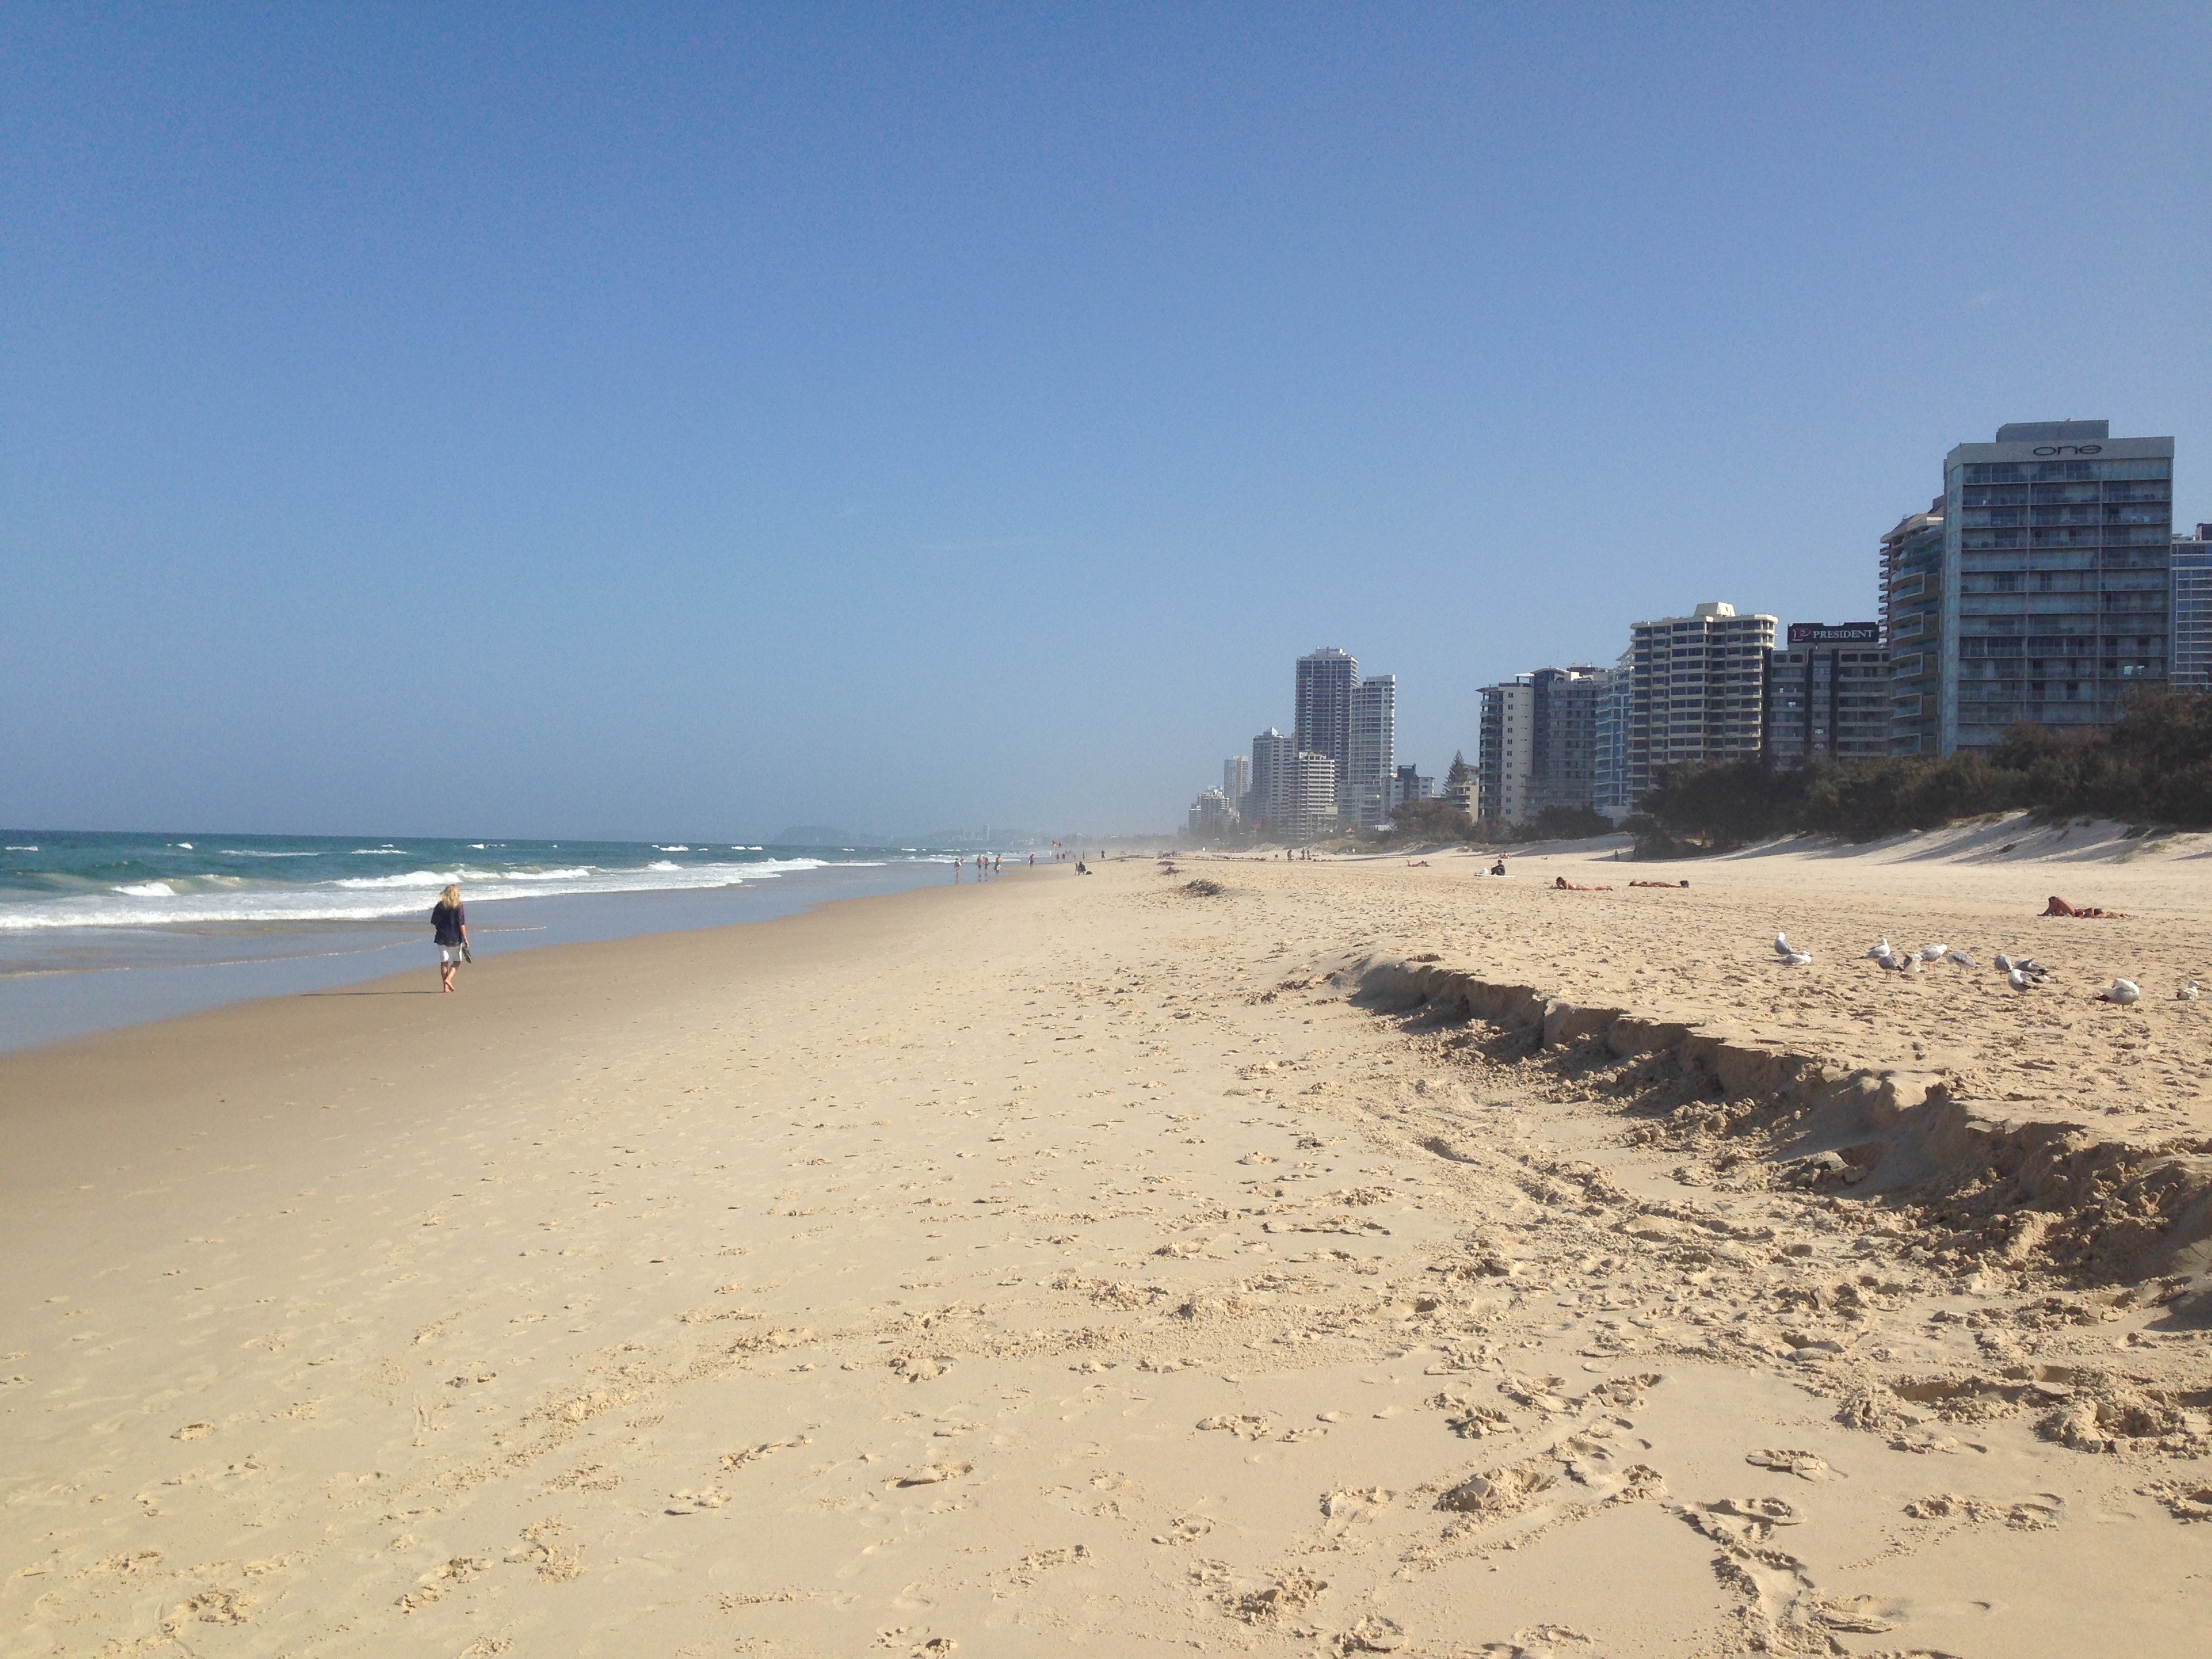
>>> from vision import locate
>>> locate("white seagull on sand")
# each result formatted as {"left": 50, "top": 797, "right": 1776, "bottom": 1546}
{"left": 2008, "top": 966, "right": 2033, "bottom": 992}
{"left": 1865, "top": 937, "right": 1893, "bottom": 960}
{"left": 2100, "top": 979, "right": 2142, "bottom": 1005}
{"left": 1917, "top": 943, "right": 1949, "bottom": 962}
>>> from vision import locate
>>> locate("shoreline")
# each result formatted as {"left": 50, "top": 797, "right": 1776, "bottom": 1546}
{"left": 0, "top": 857, "right": 956, "bottom": 1057}
{"left": 5, "top": 850, "right": 2207, "bottom": 1654}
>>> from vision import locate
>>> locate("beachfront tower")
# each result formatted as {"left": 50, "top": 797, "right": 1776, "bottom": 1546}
{"left": 1591, "top": 657, "right": 1633, "bottom": 822}
{"left": 1765, "top": 624, "right": 1891, "bottom": 766}
{"left": 1881, "top": 497, "right": 1947, "bottom": 754}
{"left": 1481, "top": 667, "right": 1601, "bottom": 831}
{"left": 1284, "top": 751, "right": 1339, "bottom": 844}
{"left": 2170, "top": 525, "right": 2212, "bottom": 692}
{"left": 1249, "top": 729, "right": 1294, "bottom": 835}
{"left": 1223, "top": 754, "right": 1252, "bottom": 821}
{"left": 1935, "top": 421, "right": 2175, "bottom": 754}
{"left": 1624, "top": 602, "right": 1778, "bottom": 801}
{"left": 1477, "top": 676, "right": 1534, "bottom": 830}
{"left": 1345, "top": 675, "right": 1397, "bottom": 830}
{"left": 1294, "top": 648, "right": 1357, "bottom": 783}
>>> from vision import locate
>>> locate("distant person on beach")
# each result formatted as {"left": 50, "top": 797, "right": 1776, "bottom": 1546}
{"left": 430, "top": 884, "right": 468, "bottom": 993}
{"left": 2043, "top": 895, "right": 2124, "bottom": 918}
{"left": 1490, "top": 858, "right": 1507, "bottom": 876}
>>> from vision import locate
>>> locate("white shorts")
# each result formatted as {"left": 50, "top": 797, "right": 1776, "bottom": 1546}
{"left": 440, "top": 943, "right": 466, "bottom": 964}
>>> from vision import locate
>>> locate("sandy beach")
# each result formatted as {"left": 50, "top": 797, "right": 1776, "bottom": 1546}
{"left": 5, "top": 829, "right": 2211, "bottom": 1656}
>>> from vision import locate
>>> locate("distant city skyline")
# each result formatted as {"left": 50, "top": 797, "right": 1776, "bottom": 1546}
{"left": 3, "top": 9, "right": 2207, "bottom": 838}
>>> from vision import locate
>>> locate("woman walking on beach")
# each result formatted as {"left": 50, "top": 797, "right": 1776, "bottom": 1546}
{"left": 431, "top": 884, "right": 468, "bottom": 993}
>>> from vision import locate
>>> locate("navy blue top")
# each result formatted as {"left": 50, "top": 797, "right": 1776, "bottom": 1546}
{"left": 432, "top": 901, "right": 466, "bottom": 945}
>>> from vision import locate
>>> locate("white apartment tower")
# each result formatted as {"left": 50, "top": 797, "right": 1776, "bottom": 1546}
{"left": 1284, "top": 752, "right": 1339, "bottom": 844}
{"left": 1477, "top": 677, "right": 1535, "bottom": 828}
{"left": 1345, "top": 675, "right": 1397, "bottom": 830}
{"left": 1624, "top": 601, "right": 1778, "bottom": 798}
{"left": 1248, "top": 729, "right": 1294, "bottom": 834}
{"left": 1223, "top": 754, "right": 1252, "bottom": 820}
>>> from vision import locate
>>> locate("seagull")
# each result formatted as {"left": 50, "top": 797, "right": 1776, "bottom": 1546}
{"left": 1773, "top": 931, "right": 1795, "bottom": 960}
{"left": 2100, "top": 979, "right": 2142, "bottom": 1004}
{"left": 1865, "top": 938, "right": 1893, "bottom": 960}
{"left": 2177, "top": 981, "right": 2201, "bottom": 1001}
{"left": 2008, "top": 966, "right": 2033, "bottom": 992}
{"left": 1946, "top": 950, "right": 1980, "bottom": 968}
{"left": 1993, "top": 952, "right": 2013, "bottom": 972}
{"left": 2015, "top": 957, "right": 2047, "bottom": 977}
{"left": 1780, "top": 949, "right": 1812, "bottom": 967}
{"left": 1917, "top": 943, "right": 1949, "bottom": 962}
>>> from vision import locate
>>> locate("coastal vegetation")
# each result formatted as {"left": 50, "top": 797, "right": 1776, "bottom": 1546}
{"left": 1634, "top": 687, "right": 2212, "bottom": 851}
{"left": 1368, "top": 689, "right": 2212, "bottom": 855}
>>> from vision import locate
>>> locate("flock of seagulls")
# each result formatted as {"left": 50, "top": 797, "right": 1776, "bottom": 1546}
{"left": 1766, "top": 931, "right": 2177, "bottom": 1004}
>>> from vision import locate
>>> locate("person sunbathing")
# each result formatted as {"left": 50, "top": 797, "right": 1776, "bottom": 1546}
{"left": 2043, "top": 895, "right": 2125, "bottom": 918}
{"left": 1553, "top": 876, "right": 1613, "bottom": 891}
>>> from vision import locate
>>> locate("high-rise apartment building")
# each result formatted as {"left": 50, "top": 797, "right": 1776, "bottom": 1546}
{"left": 1528, "top": 667, "right": 1600, "bottom": 817}
{"left": 1936, "top": 420, "right": 2175, "bottom": 752}
{"left": 1881, "top": 497, "right": 1947, "bottom": 754}
{"left": 1390, "top": 764, "right": 1433, "bottom": 811}
{"left": 1482, "top": 667, "right": 1602, "bottom": 828}
{"left": 1284, "top": 752, "right": 1338, "bottom": 844}
{"left": 1249, "top": 729, "right": 1294, "bottom": 833}
{"left": 1345, "top": 675, "right": 1397, "bottom": 830}
{"left": 1294, "top": 648, "right": 1357, "bottom": 781}
{"left": 1591, "top": 659, "right": 1633, "bottom": 821}
{"left": 2173, "top": 525, "right": 2212, "bottom": 692}
{"left": 1765, "top": 624, "right": 1891, "bottom": 765}
{"left": 1186, "top": 788, "right": 1231, "bottom": 839}
{"left": 1223, "top": 755, "right": 1252, "bottom": 820}
{"left": 1477, "top": 677, "right": 1534, "bottom": 828}
{"left": 1624, "top": 602, "right": 1777, "bottom": 798}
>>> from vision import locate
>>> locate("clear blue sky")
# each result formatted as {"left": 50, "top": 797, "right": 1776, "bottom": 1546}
{"left": 4, "top": 4, "right": 2207, "bottom": 839}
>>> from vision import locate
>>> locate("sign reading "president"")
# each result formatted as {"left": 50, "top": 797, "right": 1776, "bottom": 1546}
{"left": 1786, "top": 623, "right": 1881, "bottom": 645}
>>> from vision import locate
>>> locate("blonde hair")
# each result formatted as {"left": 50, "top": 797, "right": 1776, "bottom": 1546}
{"left": 439, "top": 884, "right": 462, "bottom": 907}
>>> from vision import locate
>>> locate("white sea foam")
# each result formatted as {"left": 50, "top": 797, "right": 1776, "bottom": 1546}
{"left": 222, "top": 849, "right": 317, "bottom": 858}
{"left": 653, "top": 844, "right": 693, "bottom": 852}
{"left": 0, "top": 857, "right": 861, "bottom": 930}
{"left": 4, "top": 846, "right": 36, "bottom": 852}
{"left": 351, "top": 847, "right": 409, "bottom": 855}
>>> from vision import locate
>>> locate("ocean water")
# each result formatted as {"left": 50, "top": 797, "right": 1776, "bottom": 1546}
{"left": 0, "top": 831, "right": 962, "bottom": 1053}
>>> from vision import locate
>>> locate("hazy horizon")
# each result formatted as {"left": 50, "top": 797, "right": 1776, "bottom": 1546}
{"left": 5, "top": 6, "right": 2207, "bottom": 841}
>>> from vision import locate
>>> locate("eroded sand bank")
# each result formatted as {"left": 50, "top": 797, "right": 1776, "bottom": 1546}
{"left": 3, "top": 843, "right": 2209, "bottom": 1656}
